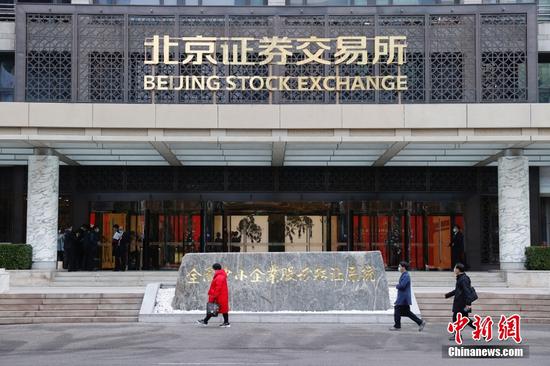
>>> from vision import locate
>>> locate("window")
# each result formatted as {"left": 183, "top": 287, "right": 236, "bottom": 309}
{"left": 540, "top": 53, "right": 550, "bottom": 103}
{"left": 0, "top": 53, "right": 14, "bottom": 102}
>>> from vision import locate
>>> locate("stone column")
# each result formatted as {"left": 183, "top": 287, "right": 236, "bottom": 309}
{"left": 26, "top": 151, "right": 59, "bottom": 269}
{"left": 498, "top": 152, "right": 530, "bottom": 270}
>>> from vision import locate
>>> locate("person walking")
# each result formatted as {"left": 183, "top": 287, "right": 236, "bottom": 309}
{"left": 389, "top": 261, "right": 426, "bottom": 331}
{"left": 197, "top": 263, "right": 230, "bottom": 327}
{"left": 450, "top": 225, "right": 465, "bottom": 268}
{"left": 445, "top": 263, "right": 476, "bottom": 340}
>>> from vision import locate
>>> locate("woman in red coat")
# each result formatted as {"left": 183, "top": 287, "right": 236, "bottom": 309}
{"left": 197, "top": 263, "right": 230, "bottom": 327}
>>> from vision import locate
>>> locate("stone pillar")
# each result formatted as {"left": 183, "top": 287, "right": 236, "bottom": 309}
{"left": 498, "top": 152, "right": 530, "bottom": 270}
{"left": 26, "top": 151, "right": 59, "bottom": 270}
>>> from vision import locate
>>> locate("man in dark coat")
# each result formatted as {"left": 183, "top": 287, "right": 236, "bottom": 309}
{"left": 197, "top": 263, "right": 230, "bottom": 327}
{"left": 82, "top": 225, "right": 96, "bottom": 271}
{"left": 450, "top": 225, "right": 465, "bottom": 268}
{"left": 63, "top": 226, "right": 77, "bottom": 271}
{"left": 389, "top": 261, "right": 426, "bottom": 331}
{"left": 445, "top": 263, "right": 476, "bottom": 340}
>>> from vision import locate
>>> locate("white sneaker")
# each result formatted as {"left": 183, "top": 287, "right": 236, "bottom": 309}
{"left": 219, "top": 323, "right": 231, "bottom": 328}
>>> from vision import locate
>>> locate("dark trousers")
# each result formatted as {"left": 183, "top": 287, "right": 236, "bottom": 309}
{"left": 114, "top": 244, "right": 127, "bottom": 271}
{"left": 203, "top": 312, "right": 229, "bottom": 324}
{"left": 83, "top": 246, "right": 96, "bottom": 271}
{"left": 66, "top": 247, "right": 80, "bottom": 271}
{"left": 452, "top": 311, "right": 475, "bottom": 329}
{"left": 394, "top": 305, "right": 423, "bottom": 328}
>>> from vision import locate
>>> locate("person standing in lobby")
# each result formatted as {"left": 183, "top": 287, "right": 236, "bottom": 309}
{"left": 450, "top": 225, "right": 465, "bottom": 269}
{"left": 390, "top": 261, "right": 426, "bottom": 332}
{"left": 112, "top": 224, "right": 123, "bottom": 271}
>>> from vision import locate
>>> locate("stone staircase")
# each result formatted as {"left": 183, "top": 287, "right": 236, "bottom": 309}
{"left": 0, "top": 293, "right": 143, "bottom": 324}
{"left": 415, "top": 291, "right": 550, "bottom": 324}
{"left": 386, "top": 271, "right": 508, "bottom": 288}
{"left": 49, "top": 271, "right": 178, "bottom": 287}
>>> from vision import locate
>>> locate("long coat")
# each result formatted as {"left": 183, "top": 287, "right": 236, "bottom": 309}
{"left": 208, "top": 269, "right": 229, "bottom": 314}
{"left": 445, "top": 273, "right": 473, "bottom": 312}
{"left": 395, "top": 271, "right": 412, "bottom": 306}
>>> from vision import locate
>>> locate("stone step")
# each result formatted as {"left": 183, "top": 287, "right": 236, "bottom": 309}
{"left": 53, "top": 276, "right": 176, "bottom": 281}
{"left": 0, "top": 310, "right": 139, "bottom": 318}
{"left": 416, "top": 293, "right": 550, "bottom": 300}
{"left": 54, "top": 271, "right": 178, "bottom": 276}
{"left": 0, "top": 297, "right": 143, "bottom": 305}
{"left": 0, "top": 316, "right": 138, "bottom": 325}
{"left": 0, "top": 293, "right": 143, "bottom": 299}
{"left": 47, "top": 282, "right": 172, "bottom": 287}
{"left": 418, "top": 304, "right": 550, "bottom": 311}
{"left": 0, "top": 303, "right": 143, "bottom": 311}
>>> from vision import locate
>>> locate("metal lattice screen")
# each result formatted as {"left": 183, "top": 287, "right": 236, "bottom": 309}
{"left": 24, "top": 10, "right": 531, "bottom": 104}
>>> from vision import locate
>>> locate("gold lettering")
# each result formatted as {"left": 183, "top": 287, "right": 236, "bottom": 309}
{"left": 144, "top": 35, "right": 160, "bottom": 65}
{"left": 258, "top": 37, "right": 293, "bottom": 65}
{"left": 280, "top": 266, "right": 298, "bottom": 282}
{"left": 249, "top": 268, "right": 265, "bottom": 283}
{"left": 297, "top": 267, "right": 313, "bottom": 282}
{"left": 266, "top": 264, "right": 280, "bottom": 284}
{"left": 143, "top": 75, "right": 156, "bottom": 90}
{"left": 330, "top": 267, "right": 345, "bottom": 282}
{"left": 336, "top": 77, "right": 350, "bottom": 91}
{"left": 314, "top": 267, "right": 328, "bottom": 281}
{"left": 322, "top": 76, "right": 335, "bottom": 91}
{"left": 334, "top": 36, "right": 368, "bottom": 65}
{"left": 235, "top": 269, "right": 248, "bottom": 281}
{"left": 362, "top": 265, "right": 376, "bottom": 282}
{"left": 157, "top": 76, "right": 169, "bottom": 90}
{"left": 351, "top": 77, "right": 365, "bottom": 91}
{"left": 162, "top": 35, "right": 178, "bottom": 65}
{"left": 372, "top": 36, "right": 407, "bottom": 65}
{"left": 185, "top": 268, "right": 202, "bottom": 284}
{"left": 381, "top": 76, "right": 395, "bottom": 90}
{"left": 347, "top": 266, "right": 360, "bottom": 282}
{"left": 206, "top": 76, "right": 220, "bottom": 90}
{"left": 296, "top": 36, "right": 331, "bottom": 65}
{"left": 181, "top": 36, "right": 218, "bottom": 65}
{"left": 396, "top": 75, "right": 408, "bottom": 90}
{"left": 226, "top": 76, "right": 237, "bottom": 91}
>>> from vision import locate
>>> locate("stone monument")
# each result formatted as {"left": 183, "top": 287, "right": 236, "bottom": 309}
{"left": 172, "top": 251, "right": 390, "bottom": 312}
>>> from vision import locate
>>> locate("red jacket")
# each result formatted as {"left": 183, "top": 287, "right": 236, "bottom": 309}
{"left": 208, "top": 269, "right": 229, "bottom": 314}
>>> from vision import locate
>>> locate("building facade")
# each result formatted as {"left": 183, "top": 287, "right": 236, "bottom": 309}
{"left": 0, "top": 0, "right": 549, "bottom": 272}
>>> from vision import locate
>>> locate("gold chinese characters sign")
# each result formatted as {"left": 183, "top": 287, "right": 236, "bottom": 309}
{"left": 184, "top": 264, "right": 376, "bottom": 285}
{"left": 143, "top": 35, "right": 408, "bottom": 92}
{"left": 172, "top": 252, "right": 391, "bottom": 312}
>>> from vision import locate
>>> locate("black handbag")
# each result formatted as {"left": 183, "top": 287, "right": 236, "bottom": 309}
{"left": 206, "top": 302, "right": 219, "bottom": 317}
{"left": 468, "top": 286, "right": 478, "bottom": 303}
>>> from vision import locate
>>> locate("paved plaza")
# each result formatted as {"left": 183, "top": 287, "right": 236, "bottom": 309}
{"left": 0, "top": 322, "right": 547, "bottom": 366}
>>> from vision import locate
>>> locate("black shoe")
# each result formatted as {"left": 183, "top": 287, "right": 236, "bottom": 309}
{"left": 419, "top": 320, "right": 426, "bottom": 332}
{"left": 196, "top": 319, "right": 207, "bottom": 326}
{"left": 219, "top": 323, "right": 231, "bottom": 328}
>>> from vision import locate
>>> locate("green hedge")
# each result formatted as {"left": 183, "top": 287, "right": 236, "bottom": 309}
{"left": 525, "top": 246, "right": 550, "bottom": 270}
{"left": 0, "top": 243, "right": 33, "bottom": 270}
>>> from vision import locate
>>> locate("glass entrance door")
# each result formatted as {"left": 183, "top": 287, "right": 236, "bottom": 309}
{"left": 351, "top": 201, "right": 463, "bottom": 270}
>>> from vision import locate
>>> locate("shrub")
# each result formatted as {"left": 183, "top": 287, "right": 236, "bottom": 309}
{"left": 0, "top": 243, "right": 33, "bottom": 270}
{"left": 525, "top": 246, "right": 550, "bottom": 270}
